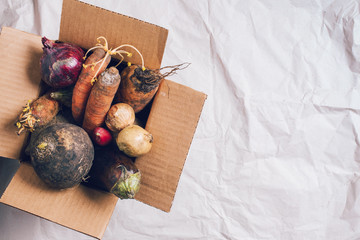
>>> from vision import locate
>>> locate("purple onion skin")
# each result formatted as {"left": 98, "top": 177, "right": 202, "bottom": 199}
{"left": 40, "top": 37, "right": 85, "bottom": 89}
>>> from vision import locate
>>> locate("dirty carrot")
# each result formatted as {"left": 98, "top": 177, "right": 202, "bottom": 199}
{"left": 114, "top": 62, "right": 190, "bottom": 113}
{"left": 71, "top": 48, "right": 111, "bottom": 123}
{"left": 72, "top": 36, "right": 147, "bottom": 122}
{"left": 82, "top": 67, "right": 121, "bottom": 134}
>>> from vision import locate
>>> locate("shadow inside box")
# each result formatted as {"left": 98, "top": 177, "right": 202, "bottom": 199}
{"left": 25, "top": 45, "right": 43, "bottom": 88}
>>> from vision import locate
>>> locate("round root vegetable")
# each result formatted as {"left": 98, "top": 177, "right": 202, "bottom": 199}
{"left": 114, "top": 63, "right": 190, "bottom": 113}
{"left": 29, "top": 123, "right": 94, "bottom": 189}
{"left": 105, "top": 103, "right": 135, "bottom": 132}
{"left": 82, "top": 67, "right": 121, "bottom": 134}
{"left": 16, "top": 93, "right": 60, "bottom": 135}
{"left": 116, "top": 125, "right": 153, "bottom": 157}
{"left": 24, "top": 109, "right": 76, "bottom": 156}
{"left": 40, "top": 37, "right": 84, "bottom": 88}
{"left": 92, "top": 127, "right": 112, "bottom": 146}
{"left": 86, "top": 144, "right": 141, "bottom": 199}
{"left": 71, "top": 48, "right": 111, "bottom": 123}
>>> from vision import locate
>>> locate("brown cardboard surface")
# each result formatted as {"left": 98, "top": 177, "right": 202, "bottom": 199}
{"left": 60, "top": 0, "right": 168, "bottom": 70}
{"left": 1, "top": 163, "right": 118, "bottom": 239}
{"left": 0, "top": 0, "right": 207, "bottom": 237}
{"left": 0, "top": 27, "right": 118, "bottom": 239}
{"left": 135, "top": 80, "right": 207, "bottom": 212}
{"left": 0, "top": 27, "right": 42, "bottom": 159}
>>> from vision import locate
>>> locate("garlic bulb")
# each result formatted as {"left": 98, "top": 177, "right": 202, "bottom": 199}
{"left": 105, "top": 103, "right": 135, "bottom": 132}
{"left": 116, "top": 125, "right": 153, "bottom": 157}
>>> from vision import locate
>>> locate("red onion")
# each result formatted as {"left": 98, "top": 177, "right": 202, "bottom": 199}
{"left": 40, "top": 37, "right": 85, "bottom": 88}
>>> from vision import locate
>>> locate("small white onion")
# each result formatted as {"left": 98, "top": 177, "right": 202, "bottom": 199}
{"left": 105, "top": 103, "right": 135, "bottom": 132}
{"left": 116, "top": 125, "right": 153, "bottom": 157}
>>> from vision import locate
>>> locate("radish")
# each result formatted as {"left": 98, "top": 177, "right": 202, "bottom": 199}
{"left": 92, "top": 127, "right": 112, "bottom": 146}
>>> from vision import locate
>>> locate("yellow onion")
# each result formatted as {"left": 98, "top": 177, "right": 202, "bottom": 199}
{"left": 116, "top": 125, "right": 153, "bottom": 157}
{"left": 105, "top": 103, "right": 135, "bottom": 132}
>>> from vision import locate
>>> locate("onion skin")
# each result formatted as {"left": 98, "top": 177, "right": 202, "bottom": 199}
{"left": 105, "top": 103, "right": 135, "bottom": 132}
{"left": 116, "top": 125, "right": 153, "bottom": 157}
{"left": 40, "top": 37, "right": 85, "bottom": 88}
{"left": 85, "top": 144, "right": 141, "bottom": 199}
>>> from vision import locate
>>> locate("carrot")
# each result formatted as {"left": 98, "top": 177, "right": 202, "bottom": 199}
{"left": 71, "top": 48, "right": 111, "bottom": 123}
{"left": 16, "top": 93, "right": 59, "bottom": 135}
{"left": 82, "top": 67, "right": 121, "bottom": 134}
{"left": 72, "top": 36, "right": 148, "bottom": 122}
{"left": 114, "top": 63, "right": 190, "bottom": 113}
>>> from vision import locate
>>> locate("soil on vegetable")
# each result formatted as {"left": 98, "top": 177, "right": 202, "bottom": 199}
{"left": 131, "top": 67, "right": 162, "bottom": 93}
{"left": 29, "top": 123, "right": 94, "bottom": 189}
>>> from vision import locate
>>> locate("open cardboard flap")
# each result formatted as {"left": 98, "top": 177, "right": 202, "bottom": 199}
{"left": 3, "top": 0, "right": 360, "bottom": 239}
{"left": 0, "top": 0, "right": 206, "bottom": 239}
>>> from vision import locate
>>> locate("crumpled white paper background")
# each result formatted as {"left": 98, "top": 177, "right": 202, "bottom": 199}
{"left": 1, "top": 0, "right": 360, "bottom": 239}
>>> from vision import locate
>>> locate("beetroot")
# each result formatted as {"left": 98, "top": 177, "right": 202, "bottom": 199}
{"left": 29, "top": 123, "right": 94, "bottom": 189}
{"left": 40, "top": 37, "right": 85, "bottom": 88}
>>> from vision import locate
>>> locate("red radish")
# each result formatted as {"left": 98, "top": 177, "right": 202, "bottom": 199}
{"left": 92, "top": 127, "right": 112, "bottom": 146}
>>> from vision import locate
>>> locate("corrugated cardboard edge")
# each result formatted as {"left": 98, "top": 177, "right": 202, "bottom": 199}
{"left": 0, "top": 27, "right": 42, "bottom": 160}
{"left": 59, "top": 0, "right": 168, "bottom": 70}
{"left": 135, "top": 80, "right": 207, "bottom": 212}
{"left": 1, "top": 163, "right": 118, "bottom": 239}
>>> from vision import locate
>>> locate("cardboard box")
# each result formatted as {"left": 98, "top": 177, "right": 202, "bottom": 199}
{"left": 0, "top": 0, "right": 206, "bottom": 239}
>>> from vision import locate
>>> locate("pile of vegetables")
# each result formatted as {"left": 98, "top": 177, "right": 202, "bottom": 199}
{"left": 15, "top": 36, "right": 189, "bottom": 200}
